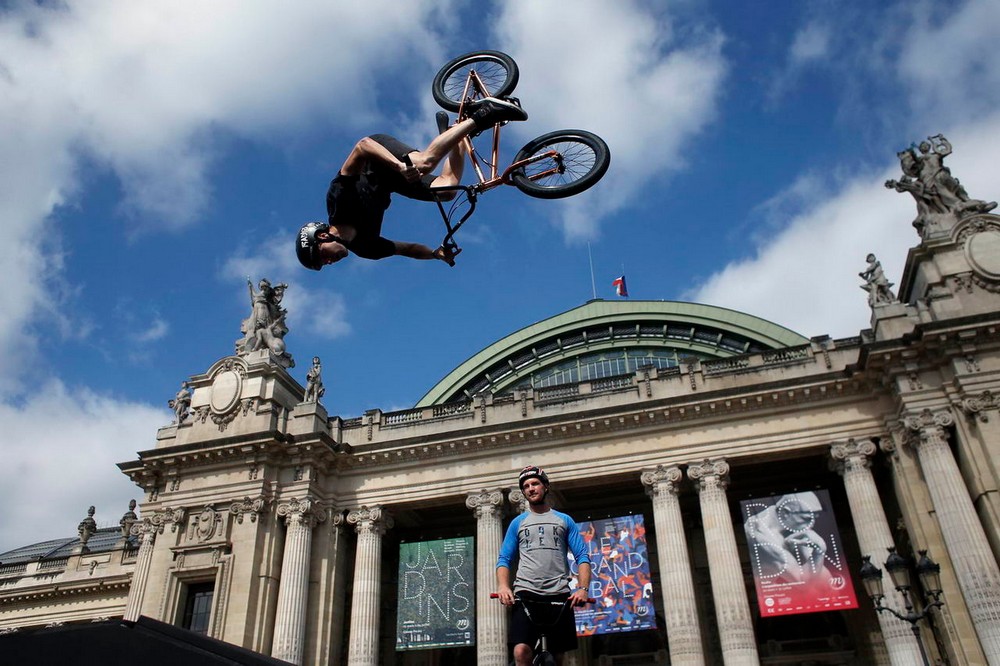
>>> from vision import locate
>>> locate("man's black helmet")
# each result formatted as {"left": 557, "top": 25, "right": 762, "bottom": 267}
{"left": 296, "top": 222, "right": 329, "bottom": 271}
{"left": 518, "top": 465, "right": 550, "bottom": 490}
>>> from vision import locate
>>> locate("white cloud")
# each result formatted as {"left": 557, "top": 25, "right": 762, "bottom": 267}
{"left": 492, "top": 0, "right": 726, "bottom": 240}
{"left": 897, "top": 0, "right": 1000, "bottom": 124}
{"left": 689, "top": 113, "right": 1000, "bottom": 338}
{"left": 789, "top": 22, "right": 831, "bottom": 65}
{"left": 0, "top": 0, "right": 447, "bottom": 394}
{"left": 0, "top": 380, "right": 166, "bottom": 553}
{"left": 220, "top": 232, "right": 352, "bottom": 341}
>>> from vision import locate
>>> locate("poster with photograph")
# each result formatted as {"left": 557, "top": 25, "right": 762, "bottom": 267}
{"left": 570, "top": 514, "right": 657, "bottom": 636}
{"left": 395, "top": 537, "right": 474, "bottom": 650}
{"left": 741, "top": 490, "right": 859, "bottom": 616}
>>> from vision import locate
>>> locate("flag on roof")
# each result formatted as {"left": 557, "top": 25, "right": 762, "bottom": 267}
{"left": 612, "top": 275, "right": 629, "bottom": 298}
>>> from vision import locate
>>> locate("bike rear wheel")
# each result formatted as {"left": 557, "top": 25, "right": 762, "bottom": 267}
{"left": 511, "top": 130, "right": 611, "bottom": 199}
{"left": 432, "top": 50, "right": 519, "bottom": 112}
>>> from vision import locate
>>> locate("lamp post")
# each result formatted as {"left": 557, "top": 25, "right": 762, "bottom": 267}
{"left": 859, "top": 547, "right": 944, "bottom": 666}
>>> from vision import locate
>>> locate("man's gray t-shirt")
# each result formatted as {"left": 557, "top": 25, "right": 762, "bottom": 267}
{"left": 496, "top": 508, "right": 591, "bottom": 595}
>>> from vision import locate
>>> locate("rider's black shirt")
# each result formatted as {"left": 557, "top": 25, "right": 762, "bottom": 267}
{"left": 326, "top": 134, "right": 438, "bottom": 261}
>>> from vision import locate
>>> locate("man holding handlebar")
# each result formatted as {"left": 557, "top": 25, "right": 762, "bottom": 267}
{"left": 295, "top": 96, "right": 527, "bottom": 270}
{"left": 496, "top": 465, "right": 592, "bottom": 666}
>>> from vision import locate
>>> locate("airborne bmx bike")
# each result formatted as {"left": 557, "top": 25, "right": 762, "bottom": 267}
{"left": 490, "top": 592, "right": 594, "bottom": 666}
{"left": 428, "top": 50, "right": 611, "bottom": 256}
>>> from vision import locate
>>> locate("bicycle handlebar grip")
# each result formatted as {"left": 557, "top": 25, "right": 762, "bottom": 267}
{"left": 402, "top": 154, "right": 413, "bottom": 166}
{"left": 489, "top": 593, "right": 500, "bottom": 599}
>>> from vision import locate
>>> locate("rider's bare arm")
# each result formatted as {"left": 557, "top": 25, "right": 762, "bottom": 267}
{"left": 495, "top": 565, "right": 515, "bottom": 606}
{"left": 392, "top": 241, "right": 461, "bottom": 266}
{"left": 571, "top": 562, "right": 592, "bottom": 606}
{"left": 340, "top": 137, "right": 419, "bottom": 182}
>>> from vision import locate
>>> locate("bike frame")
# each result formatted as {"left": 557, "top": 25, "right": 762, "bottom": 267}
{"left": 432, "top": 70, "right": 567, "bottom": 251}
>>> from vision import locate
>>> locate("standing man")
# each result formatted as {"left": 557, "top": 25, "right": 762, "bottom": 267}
{"left": 296, "top": 96, "right": 528, "bottom": 270}
{"left": 496, "top": 466, "right": 592, "bottom": 666}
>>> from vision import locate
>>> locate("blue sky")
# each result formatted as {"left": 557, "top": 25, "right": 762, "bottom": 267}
{"left": 2, "top": 0, "right": 999, "bottom": 551}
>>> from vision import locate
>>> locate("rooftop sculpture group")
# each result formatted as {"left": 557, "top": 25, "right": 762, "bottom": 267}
{"left": 886, "top": 134, "right": 996, "bottom": 235}
{"left": 235, "top": 277, "right": 295, "bottom": 368}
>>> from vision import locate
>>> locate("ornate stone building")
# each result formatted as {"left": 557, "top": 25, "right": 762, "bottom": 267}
{"left": 3, "top": 138, "right": 1000, "bottom": 665}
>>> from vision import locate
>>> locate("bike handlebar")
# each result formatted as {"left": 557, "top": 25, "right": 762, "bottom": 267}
{"left": 489, "top": 593, "right": 596, "bottom": 604}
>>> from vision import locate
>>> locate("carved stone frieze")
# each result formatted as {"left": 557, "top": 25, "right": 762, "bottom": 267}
{"left": 189, "top": 505, "right": 224, "bottom": 543}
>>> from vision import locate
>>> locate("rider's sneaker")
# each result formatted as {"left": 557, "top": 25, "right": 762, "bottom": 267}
{"left": 467, "top": 96, "right": 528, "bottom": 131}
{"left": 436, "top": 111, "right": 450, "bottom": 135}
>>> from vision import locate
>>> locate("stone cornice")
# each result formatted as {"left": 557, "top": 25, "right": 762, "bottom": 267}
{"left": 0, "top": 577, "right": 131, "bottom": 606}
{"left": 342, "top": 377, "right": 876, "bottom": 469}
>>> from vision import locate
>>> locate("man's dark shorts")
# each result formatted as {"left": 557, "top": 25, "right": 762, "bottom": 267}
{"left": 366, "top": 134, "right": 438, "bottom": 202}
{"left": 510, "top": 591, "right": 578, "bottom": 655}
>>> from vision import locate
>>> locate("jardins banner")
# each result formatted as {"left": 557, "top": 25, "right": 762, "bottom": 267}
{"left": 570, "top": 514, "right": 657, "bottom": 636}
{"left": 741, "top": 489, "right": 859, "bottom": 616}
{"left": 395, "top": 536, "right": 474, "bottom": 651}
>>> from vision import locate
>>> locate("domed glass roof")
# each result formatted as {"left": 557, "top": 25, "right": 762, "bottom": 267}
{"left": 417, "top": 299, "right": 809, "bottom": 406}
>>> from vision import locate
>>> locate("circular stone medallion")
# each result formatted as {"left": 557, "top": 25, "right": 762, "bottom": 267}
{"left": 210, "top": 370, "right": 242, "bottom": 414}
{"left": 967, "top": 229, "right": 1000, "bottom": 280}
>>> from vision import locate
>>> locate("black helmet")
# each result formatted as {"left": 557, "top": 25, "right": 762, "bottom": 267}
{"left": 296, "top": 222, "right": 329, "bottom": 271}
{"left": 518, "top": 465, "right": 550, "bottom": 490}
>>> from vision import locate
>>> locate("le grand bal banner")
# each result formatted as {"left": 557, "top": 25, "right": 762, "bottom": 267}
{"left": 741, "top": 490, "right": 859, "bottom": 616}
{"left": 571, "top": 514, "right": 657, "bottom": 636}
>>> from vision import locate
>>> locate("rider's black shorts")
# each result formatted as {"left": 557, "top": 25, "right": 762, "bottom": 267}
{"left": 510, "top": 591, "right": 578, "bottom": 656}
{"left": 366, "top": 134, "right": 438, "bottom": 202}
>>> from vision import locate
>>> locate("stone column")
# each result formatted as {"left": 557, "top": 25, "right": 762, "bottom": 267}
{"left": 346, "top": 506, "right": 393, "bottom": 666}
{"left": 904, "top": 409, "right": 1000, "bottom": 663}
{"left": 271, "top": 497, "right": 326, "bottom": 665}
{"left": 467, "top": 489, "right": 507, "bottom": 666}
{"left": 687, "top": 459, "right": 759, "bottom": 666}
{"left": 831, "top": 439, "right": 922, "bottom": 665}
{"left": 123, "top": 520, "right": 157, "bottom": 622}
{"left": 641, "top": 465, "right": 705, "bottom": 666}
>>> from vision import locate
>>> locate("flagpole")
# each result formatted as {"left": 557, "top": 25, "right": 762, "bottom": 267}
{"left": 588, "top": 243, "right": 597, "bottom": 300}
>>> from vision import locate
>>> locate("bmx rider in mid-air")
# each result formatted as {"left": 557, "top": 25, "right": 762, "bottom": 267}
{"left": 296, "top": 96, "right": 527, "bottom": 270}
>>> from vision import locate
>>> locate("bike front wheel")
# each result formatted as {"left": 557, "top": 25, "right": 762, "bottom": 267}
{"left": 432, "top": 50, "right": 519, "bottom": 112}
{"left": 511, "top": 130, "right": 611, "bottom": 199}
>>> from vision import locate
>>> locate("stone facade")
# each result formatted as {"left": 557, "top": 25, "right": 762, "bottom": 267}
{"left": 4, "top": 206, "right": 1000, "bottom": 664}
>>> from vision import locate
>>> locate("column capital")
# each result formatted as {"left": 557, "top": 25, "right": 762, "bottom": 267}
{"left": 901, "top": 408, "right": 954, "bottom": 449}
{"left": 508, "top": 489, "right": 527, "bottom": 514}
{"left": 466, "top": 489, "right": 504, "bottom": 518}
{"left": 687, "top": 459, "right": 729, "bottom": 491}
{"left": 229, "top": 494, "right": 272, "bottom": 524}
{"left": 640, "top": 465, "right": 683, "bottom": 496}
{"left": 277, "top": 496, "right": 327, "bottom": 529}
{"left": 957, "top": 389, "right": 999, "bottom": 423}
{"left": 347, "top": 505, "right": 393, "bottom": 535}
{"left": 830, "top": 438, "right": 877, "bottom": 474}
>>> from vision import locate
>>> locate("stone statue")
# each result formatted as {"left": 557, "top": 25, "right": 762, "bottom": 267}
{"left": 78, "top": 505, "right": 97, "bottom": 546}
{"left": 119, "top": 499, "right": 138, "bottom": 539}
{"left": 169, "top": 381, "right": 192, "bottom": 423}
{"left": 235, "top": 277, "right": 294, "bottom": 368}
{"left": 304, "top": 356, "right": 325, "bottom": 403}
{"left": 886, "top": 134, "right": 996, "bottom": 234}
{"left": 859, "top": 253, "right": 895, "bottom": 306}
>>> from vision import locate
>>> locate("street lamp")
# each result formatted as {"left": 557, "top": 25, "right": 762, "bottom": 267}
{"left": 859, "top": 547, "right": 944, "bottom": 666}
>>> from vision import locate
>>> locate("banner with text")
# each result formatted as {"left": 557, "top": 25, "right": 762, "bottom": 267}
{"left": 396, "top": 537, "right": 475, "bottom": 651}
{"left": 570, "top": 514, "right": 657, "bottom": 636}
{"left": 741, "top": 490, "right": 859, "bottom": 616}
